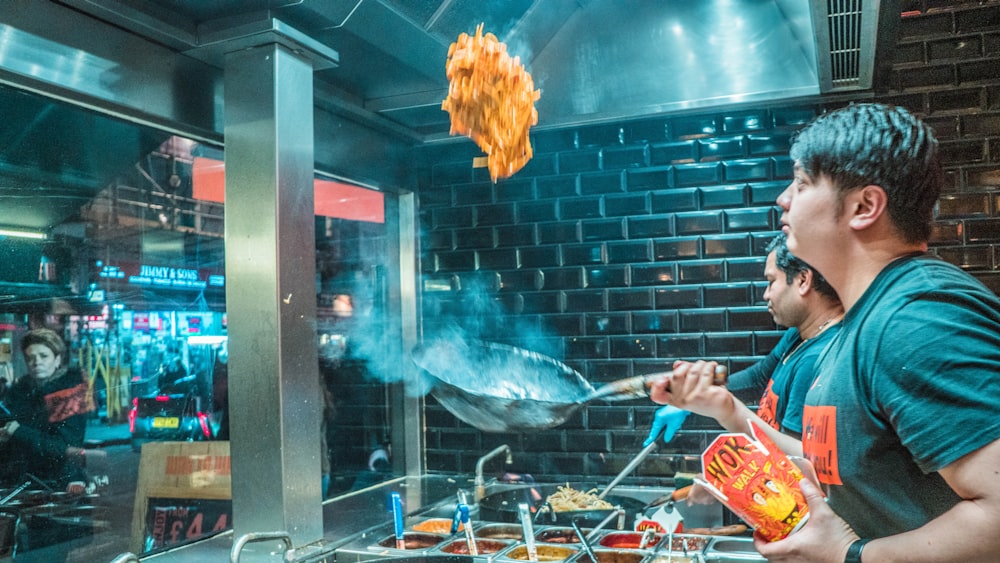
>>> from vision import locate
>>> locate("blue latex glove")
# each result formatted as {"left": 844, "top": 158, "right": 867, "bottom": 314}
{"left": 643, "top": 405, "right": 690, "bottom": 447}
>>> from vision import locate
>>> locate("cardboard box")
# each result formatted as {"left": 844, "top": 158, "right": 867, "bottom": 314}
{"left": 700, "top": 420, "right": 808, "bottom": 541}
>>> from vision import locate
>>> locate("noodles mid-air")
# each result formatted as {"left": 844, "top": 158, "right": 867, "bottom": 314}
{"left": 441, "top": 23, "right": 540, "bottom": 182}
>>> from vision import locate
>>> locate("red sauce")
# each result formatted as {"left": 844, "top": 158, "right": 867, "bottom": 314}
{"left": 598, "top": 533, "right": 657, "bottom": 550}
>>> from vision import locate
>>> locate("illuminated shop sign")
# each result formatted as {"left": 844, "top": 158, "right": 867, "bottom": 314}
{"left": 132, "top": 265, "right": 203, "bottom": 288}
{"left": 97, "top": 261, "right": 225, "bottom": 290}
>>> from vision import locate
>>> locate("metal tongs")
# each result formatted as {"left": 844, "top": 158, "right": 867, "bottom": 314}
{"left": 1, "top": 472, "right": 52, "bottom": 506}
{"left": 598, "top": 425, "right": 666, "bottom": 500}
{"left": 638, "top": 528, "right": 656, "bottom": 550}
{"left": 649, "top": 530, "right": 690, "bottom": 563}
{"left": 571, "top": 519, "right": 598, "bottom": 562}
{"left": 584, "top": 507, "right": 626, "bottom": 543}
{"left": 452, "top": 503, "right": 477, "bottom": 555}
{"left": 532, "top": 500, "right": 557, "bottom": 524}
{"left": 0, "top": 480, "right": 32, "bottom": 506}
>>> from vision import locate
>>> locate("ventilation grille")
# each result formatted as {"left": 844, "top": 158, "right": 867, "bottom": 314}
{"left": 827, "top": 0, "right": 864, "bottom": 87}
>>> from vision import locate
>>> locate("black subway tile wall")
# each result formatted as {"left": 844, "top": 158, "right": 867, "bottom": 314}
{"left": 414, "top": 2, "right": 1000, "bottom": 479}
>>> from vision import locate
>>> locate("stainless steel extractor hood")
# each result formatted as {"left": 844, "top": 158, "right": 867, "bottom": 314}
{"left": 0, "top": 0, "right": 900, "bottom": 221}
{"left": 9, "top": 0, "right": 899, "bottom": 140}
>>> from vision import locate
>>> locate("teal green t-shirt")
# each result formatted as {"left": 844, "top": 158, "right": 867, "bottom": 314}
{"left": 765, "top": 324, "right": 838, "bottom": 435}
{"left": 804, "top": 254, "right": 1000, "bottom": 538}
{"left": 728, "top": 326, "right": 838, "bottom": 436}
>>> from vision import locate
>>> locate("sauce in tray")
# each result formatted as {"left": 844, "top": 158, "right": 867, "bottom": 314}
{"left": 376, "top": 533, "right": 444, "bottom": 550}
{"left": 536, "top": 528, "right": 582, "bottom": 544}
{"left": 478, "top": 524, "right": 523, "bottom": 540}
{"left": 442, "top": 539, "right": 509, "bottom": 554}
{"left": 505, "top": 544, "right": 577, "bottom": 561}
{"left": 577, "top": 550, "right": 646, "bottom": 563}
{"left": 645, "top": 556, "right": 703, "bottom": 563}
{"left": 598, "top": 532, "right": 658, "bottom": 550}
{"left": 412, "top": 518, "right": 463, "bottom": 534}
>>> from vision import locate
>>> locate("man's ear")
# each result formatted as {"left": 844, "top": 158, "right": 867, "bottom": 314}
{"left": 847, "top": 185, "right": 887, "bottom": 230}
{"left": 796, "top": 270, "right": 812, "bottom": 296}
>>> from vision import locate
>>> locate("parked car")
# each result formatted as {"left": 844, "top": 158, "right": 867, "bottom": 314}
{"left": 129, "top": 373, "right": 212, "bottom": 452}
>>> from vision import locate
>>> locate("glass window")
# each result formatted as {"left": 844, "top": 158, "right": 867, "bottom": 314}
{"left": 0, "top": 86, "right": 404, "bottom": 561}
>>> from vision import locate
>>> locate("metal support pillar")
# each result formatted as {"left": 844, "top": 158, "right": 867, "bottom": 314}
{"left": 223, "top": 42, "right": 322, "bottom": 546}
{"left": 389, "top": 192, "right": 425, "bottom": 478}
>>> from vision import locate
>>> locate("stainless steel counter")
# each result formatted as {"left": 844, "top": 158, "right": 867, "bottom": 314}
{"left": 331, "top": 479, "right": 735, "bottom": 563}
{"left": 137, "top": 474, "right": 762, "bottom": 563}
{"left": 141, "top": 474, "right": 471, "bottom": 562}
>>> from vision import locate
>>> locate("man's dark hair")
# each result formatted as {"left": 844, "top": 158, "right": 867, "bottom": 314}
{"left": 789, "top": 103, "right": 942, "bottom": 243}
{"left": 766, "top": 233, "right": 839, "bottom": 301}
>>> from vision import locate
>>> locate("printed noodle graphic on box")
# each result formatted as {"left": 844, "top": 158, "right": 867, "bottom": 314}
{"left": 700, "top": 420, "right": 809, "bottom": 541}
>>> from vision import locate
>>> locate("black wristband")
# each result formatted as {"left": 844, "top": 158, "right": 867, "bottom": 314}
{"left": 844, "top": 538, "right": 870, "bottom": 563}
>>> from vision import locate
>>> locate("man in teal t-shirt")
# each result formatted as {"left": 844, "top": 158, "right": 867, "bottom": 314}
{"left": 649, "top": 103, "right": 1000, "bottom": 562}
{"left": 646, "top": 232, "right": 843, "bottom": 446}
{"left": 727, "top": 233, "right": 842, "bottom": 438}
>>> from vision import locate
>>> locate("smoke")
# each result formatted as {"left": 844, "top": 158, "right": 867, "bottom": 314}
{"left": 319, "top": 270, "right": 568, "bottom": 403}
{"left": 424, "top": 276, "right": 559, "bottom": 356}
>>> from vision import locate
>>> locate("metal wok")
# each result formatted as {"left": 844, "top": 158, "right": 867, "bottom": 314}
{"left": 412, "top": 339, "right": 726, "bottom": 432}
{"left": 476, "top": 483, "right": 647, "bottom": 529}
{"left": 412, "top": 340, "right": 657, "bottom": 432}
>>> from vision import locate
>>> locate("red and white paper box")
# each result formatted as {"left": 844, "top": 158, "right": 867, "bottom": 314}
{"left": 700, "top": 420, "right": 809, "bottom": 541}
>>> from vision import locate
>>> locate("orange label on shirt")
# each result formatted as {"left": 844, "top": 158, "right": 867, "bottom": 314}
{"left": 756, "top": 380, "right": 779, "bottom": 431}
{"left": 44, "top": 382, "right": 93, "bottom": 423}
{"left": 802, "top": 405, "right": 841, "bottom": 486}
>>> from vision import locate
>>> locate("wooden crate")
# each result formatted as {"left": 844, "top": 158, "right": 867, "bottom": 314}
{"left": 130, "top": 441, "right": 231, "bottom": 552}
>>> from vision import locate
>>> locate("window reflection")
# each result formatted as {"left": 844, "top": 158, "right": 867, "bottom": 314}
{"left": 0, "top": 89, "right": 399, "bottom": 560}
{"left": 316, "top": 213, "right": 397, "bottom": 497}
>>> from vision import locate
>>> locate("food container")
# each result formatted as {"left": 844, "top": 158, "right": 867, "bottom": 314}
{"left": 14, "top": 490, "right": 50, "bottom": 507}
{"left": 501, "top": 544, "right": 577, "bottom": 561}
{"left": 412, "top": 517, "right": 463, "bottom": 534}
{"left": 537, "top": 527, "right": 584, "bottom": 544}
{"left": 47, "top": 491, "right": 74, "bottom": 503}
{"left": 477, "top": 523, "right": 524, "bottom": 540}
{"left": 654, "top": 535, "right": 708, "bottom": 554}
{"left": 55, "top": 505, "right": 103, "bottom": 521}
{"left": 700, "top": 420, "right": 808, "bottom": 542}
{"left": 597, "top": 532, "right": 658, "bottom": 550}
{"left": 643, "top": 554, "right": 705, "bottom": 563}
{"left": 575, "top": 549, "right": 646, "bottom": 563}
{"left": 21, "top": 503, "right": 62, "bottom": 517}
{"left": 372, "top": 532, "right": 446, "bottom": 552}
{"left": 440, "top": 538, "right": 511, "bottom": 555}
{"left": 702, "top": 536, "right": 764, "bottom": 562}
{"left": 476, "top": 482, "right": 645, "bottom": 529}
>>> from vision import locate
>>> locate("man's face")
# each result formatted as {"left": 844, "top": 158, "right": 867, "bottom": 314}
{"left": 763, "top": 251, "right": 807, "bottom": 329}
{"left": 25, "top": 344, "right": 61, "bottom": 380}
{"left": 777, "top": 167, "right": 843, "bottom": 272}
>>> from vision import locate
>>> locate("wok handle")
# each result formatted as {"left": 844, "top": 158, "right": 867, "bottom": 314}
{"left": 586, "top": 366, "right": 729, "bottom": 403}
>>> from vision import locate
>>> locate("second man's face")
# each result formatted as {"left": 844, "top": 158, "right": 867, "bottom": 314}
{"left": 763, "top": 252, "right": 796, "bottom": 328}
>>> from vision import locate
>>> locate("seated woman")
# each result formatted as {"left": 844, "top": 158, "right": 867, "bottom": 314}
{"left": 0, "top": 328, "right": 91, "bottom": 493}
